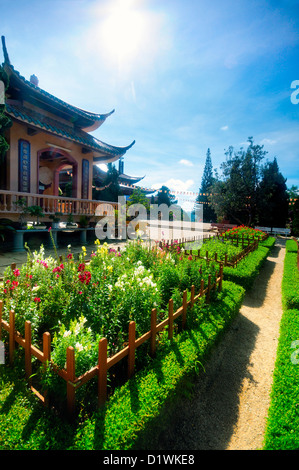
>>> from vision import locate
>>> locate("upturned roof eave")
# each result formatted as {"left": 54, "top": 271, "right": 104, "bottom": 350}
{"left": 1, "top": 35, "right": 114, "bottom": 130}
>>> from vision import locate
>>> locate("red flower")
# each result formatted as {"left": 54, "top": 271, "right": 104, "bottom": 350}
{"left": 78, "top": 263, "right": 85, "bottom": 272}
{"left": 67, "top": 253, "right": 73, "bottom": 260}
{"left": 13, "top": 269, "right": 20, "bottom": 277}
{"left": 34, "top": 297, "right": 41, "bottom": 303}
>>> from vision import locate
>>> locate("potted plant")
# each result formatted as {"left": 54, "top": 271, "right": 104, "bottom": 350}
{"left": 49, "top": 212, "right": 62, "bottom": 229}
{"left": 13, "top": 197, "right": 29, "bottom": 228}
{"left": 78, "top": 215, "right": 91, "bottom": 228}
{"left": 66, "top": 212, "right": 77, "bottom": 228}
{"left": 27, "top": 205, "right": 46, "bottom": 229}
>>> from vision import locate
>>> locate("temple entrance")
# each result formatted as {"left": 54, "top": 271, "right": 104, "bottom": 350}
{"left": 38, "top": 148, "right": 78, "bottom": 198}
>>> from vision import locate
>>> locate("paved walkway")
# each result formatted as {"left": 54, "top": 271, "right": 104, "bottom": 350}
{"left": 154, "top": 238, "right": 286, "bottom": 450}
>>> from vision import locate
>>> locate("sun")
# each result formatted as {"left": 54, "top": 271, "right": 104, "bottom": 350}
{"left": 100, "top": 1, "right": 148, "bottom": 67}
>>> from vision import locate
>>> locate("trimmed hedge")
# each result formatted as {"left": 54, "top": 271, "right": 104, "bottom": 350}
{"left": 263, "top": 240, "right": 299, "bottom": 449}
{"left": 0, "top": 281, "right": 245, "bottom": 450}
{"left": 223, "top": 236, "right": 276, "bottom": 290}
{"left": 71, "top": 280, "right": 245, "bottom": 450}
{"left": 281, "top": 240, "right": 299, "bottom": 310}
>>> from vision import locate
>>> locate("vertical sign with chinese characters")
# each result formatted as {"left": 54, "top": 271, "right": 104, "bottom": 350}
{"left": 82, "top": 158, "right": 89, "bottom": 199}
{"left": 18, "top": 139, "right": 31, "bottom": 193}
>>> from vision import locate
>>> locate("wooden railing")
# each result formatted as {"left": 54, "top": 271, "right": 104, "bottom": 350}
{"left": 0, "top": 266, "right": 223, "bottom": 417}
{"left": 0, "top": 189, "right": 117, "bottom": 217}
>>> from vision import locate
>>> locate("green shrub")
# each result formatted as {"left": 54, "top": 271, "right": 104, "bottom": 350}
{"left": 285, "top": 239, "right": 298, "bottom": 253}
{"left": 263, "top": 308, "right": 299, "bottom": 449}
{"left": 223, "top": 237, "right": 275, "bottom": 290}
{"left": 263, "top": 238, "right": 299, "bottom": 449}
{"left": 0, "top": 281, "right": 245, "bottom": 450}
{"left": 281, "top": 249, "right": 299, "bottom": 311}
{"left": 71, "top": 280, "right": 245, "bottom": 450}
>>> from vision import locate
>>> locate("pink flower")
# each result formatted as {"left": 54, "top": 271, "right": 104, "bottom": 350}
{"left": 48, "top": 227, "right": 52, "bottom": 232}
{"left": 13, "top": 269, "right": 20, "bottom": 277}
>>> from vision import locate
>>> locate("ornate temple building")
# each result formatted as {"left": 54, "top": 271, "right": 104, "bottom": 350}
{"left": 0, "top": 36, "right": 136, "bottom": 224}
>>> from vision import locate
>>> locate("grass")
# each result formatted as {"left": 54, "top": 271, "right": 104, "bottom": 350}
{"left": 263, "top": 239, "right": 299, "bottom": 450}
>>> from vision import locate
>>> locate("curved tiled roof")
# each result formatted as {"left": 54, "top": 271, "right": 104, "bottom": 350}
{"left": 1, "top": 35, "right": 114, "bottom": 130}
{"left": 6, "top": 102, "right": 135, "bottom": 158}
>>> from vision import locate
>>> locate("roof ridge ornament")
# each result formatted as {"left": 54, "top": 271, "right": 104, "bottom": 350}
{"left": 1, "top": 36, "right": 10, "bottom": 65}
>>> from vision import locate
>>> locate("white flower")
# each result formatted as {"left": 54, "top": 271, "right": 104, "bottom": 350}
{"left": 63, "top": 330, "right": 71, "bottom": 337}
{"left": 75, "top": 342, "right": 83, "bottom": 352}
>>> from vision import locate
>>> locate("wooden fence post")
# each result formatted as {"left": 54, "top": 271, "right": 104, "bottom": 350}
{"left": 200, "top": 278, "right": 204, "bottom": 297}
{"left": 98, "top": 337, "right": 108, "bottom": 406}
{"left": 42, "top": 332, "right": 51, "bottom": 407}
{"left": 128, "top": 321, "right": 136, "bottom": 378}
{"left": 191, "top": 285, "right": 195, "bottom": 309}
{"left": 168, "top": 299, "right": 174, "bottom": 339}
{"left": 9, "top": 310, "right": 15, "bottom": 365}
{"left": 206, "top": 274, "right": 211, "bottom": 303}
{"left": 66, "top": 346, "right": 76, "bottom": 417}
{"left": 150, "top": 309, "right": 157, "bottom": 357}
{"left": 0, "top": 300, "right": 2, "bottom": 341}
{"left": 25, "top": 320, "right": 32, "bottom": 382}
{"left": 182, "top": 290, "right": 187, "bottom": 329}
{"left": 219, "top": 263, "right": 223, "bottom": 292}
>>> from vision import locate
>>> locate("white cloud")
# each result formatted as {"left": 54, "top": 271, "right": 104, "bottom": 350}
{"left": 260, "top": 138, "right": 277, "bottom": 145}
{"left": 152, "top": 178, "right": 195, "bottom": 192}
{"left": 179, "top": 159, "right": 193, "bottom": 167}
{"left": 220, "top": 125, "right": 229, "bottom": 131}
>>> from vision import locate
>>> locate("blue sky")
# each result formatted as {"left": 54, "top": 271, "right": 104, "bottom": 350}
{"left": 1, "top": 0, "right": 299, "bottom": 209}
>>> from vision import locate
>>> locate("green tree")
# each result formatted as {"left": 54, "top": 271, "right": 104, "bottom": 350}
{"left": 127, "top": 187, "right": 150, "bottom": 212}
{"left": 257, "top": 157, "right": 289, "bottom": 228}
{"left": 157, "top": 185, "right": 177, "bottom": 207}
{"left": 210, "top": 137, "right": 267, "bottom": 225}
{"left": 93, "top": 163, "right": 120, "bottom": 202}
{"left": 196, "top": 148, "right": 216, "bottom": 222}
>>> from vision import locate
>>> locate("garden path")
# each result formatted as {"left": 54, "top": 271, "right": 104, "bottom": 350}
{"left": 155, "top": 237, "right": 286, "bottom": 450}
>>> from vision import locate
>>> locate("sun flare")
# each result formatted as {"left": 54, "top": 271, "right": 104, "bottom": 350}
{"left": 100, "top": 1, "right": 148, "bottom": 66}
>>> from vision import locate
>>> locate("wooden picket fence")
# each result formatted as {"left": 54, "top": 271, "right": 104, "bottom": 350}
{"left": 160, "top": 234, "right": 260, "bottom": 268}
{"left": 185, "top": 237, "right": 259, "bottom": 268}
{"left": 0, "top": 265, "right": 223, "bottom": 417}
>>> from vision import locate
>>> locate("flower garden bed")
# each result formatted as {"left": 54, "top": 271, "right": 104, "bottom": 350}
{"left": 0, "top": 237, "right": 224, "bottom": 413}
{"left": 0, "top": 231, "right": 270, "bottom": 414}
{"left": 0, "top": 229, "right": 276, "bottom": 449}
